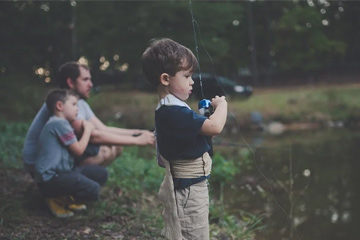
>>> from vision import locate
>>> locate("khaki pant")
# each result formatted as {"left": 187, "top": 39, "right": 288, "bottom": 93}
{"left": 175, "top": 180, "right": 209, "bottom": 240}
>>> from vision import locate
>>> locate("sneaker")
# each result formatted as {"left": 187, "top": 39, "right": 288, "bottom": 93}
{"left": 67, "top": 196, "right": 87, "bottom": 212}
{"left": 45, "top": 197, "right": 74, "bottom": 218}
{"left": 68, "top": 203, "right": 87, "bottom": 211}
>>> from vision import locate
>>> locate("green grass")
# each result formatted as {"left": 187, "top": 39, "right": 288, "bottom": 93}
{"left": 4, "top": 82, "right": 359, "bottom": 238}
{"left": 0, "top": 121, "right": 264, "bottom": 239}
{"left": 104, "top": 145, "right": 264, "bottom": 239}
{"left": 0, "top": 121, "right": 30, "bottom": 168}
{"left": 229, "top": 84, "right": 360, "bottom": 123}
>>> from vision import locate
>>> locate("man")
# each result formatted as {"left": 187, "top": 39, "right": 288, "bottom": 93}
{"left": 23, "top": 62, "right": 155, "bottom": 175}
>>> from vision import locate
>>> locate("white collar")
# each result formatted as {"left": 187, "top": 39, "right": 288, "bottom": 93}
{"left": 156, "top": 94, "right": 191, "bottom": 110}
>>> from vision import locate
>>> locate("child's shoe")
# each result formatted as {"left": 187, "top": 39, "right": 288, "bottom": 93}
{"left": 45, "top": 197, "right": 74, "bottom": 218}
{"left": 67, "top": 196, "right": 87, "bottom": 211}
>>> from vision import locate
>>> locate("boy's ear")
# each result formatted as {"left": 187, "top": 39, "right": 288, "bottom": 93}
{"left": 160, "top": 73, "right": 170, "bottom": 86}
{"left": 55, "top": 101, "right": 63, "bottom": 112}
{"left": 66, "top": 78, "right": 75, "bottom": 89}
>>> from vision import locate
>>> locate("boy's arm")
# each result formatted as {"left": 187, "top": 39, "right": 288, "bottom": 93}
{"left": 200, "top": 96, "right": 228, "bottom": 136}
{"left": 68, "top": 120, "right": 95, "bottom": 156}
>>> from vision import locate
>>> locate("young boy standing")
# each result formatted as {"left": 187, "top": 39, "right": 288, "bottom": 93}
{"left": 141, "top": 38, "right": 227, "bottom": 239}
{"left": 34, "top": 89, "right": 108, "bottom": 218}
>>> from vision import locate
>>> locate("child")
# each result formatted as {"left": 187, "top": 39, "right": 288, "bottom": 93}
{"left": 141, "top": 38, "right": 227, "bottom": 239}
{"left": 34, "top": 89, "right": 108, "bottom": 218}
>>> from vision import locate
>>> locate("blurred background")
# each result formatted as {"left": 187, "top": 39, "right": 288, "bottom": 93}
{"left": 1, "top": 0, "right": 359, "bottom": 121}
{"left": 1, "top": 1, "right": 360, "bottom": 240}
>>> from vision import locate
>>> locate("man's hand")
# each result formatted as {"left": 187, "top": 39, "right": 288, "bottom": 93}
{"left": 135, "top": 130, "right": 155, "bottom": 146}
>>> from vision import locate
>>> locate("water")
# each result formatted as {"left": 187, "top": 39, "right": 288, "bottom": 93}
{"left": 213, "top": 128, "right": 360, "bottom": 240}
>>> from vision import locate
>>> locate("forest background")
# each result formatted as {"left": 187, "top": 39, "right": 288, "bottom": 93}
{"left": 1, "top": 1, "right": 360, "bottom": 239}
{"left": 1, "top": 0, "right": 360, "bottom": 121}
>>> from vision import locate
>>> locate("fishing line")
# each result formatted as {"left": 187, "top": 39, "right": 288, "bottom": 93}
{"left": 188, "top": 1, "right": 300, "bottom": 239}
{"left": 189, "top": 0, "right": 204, "bottom": 99}
{"left": 190, "top": 18, "right": 228, "bottom": 98}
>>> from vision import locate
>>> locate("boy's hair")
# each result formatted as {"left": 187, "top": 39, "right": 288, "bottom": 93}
{"left": 141, "top": 38, "right": 198, "bottom": 87}
{"left": 45, "top": 88, "right": 78, "bottom": 115}
{"left": 58, "top": 61, "right": 90, "bottom": 89}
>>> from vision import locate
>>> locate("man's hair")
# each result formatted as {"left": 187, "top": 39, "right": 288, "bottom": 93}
{"left": 141, "top": 38, "right": 198, "bottom": 87}
{"left": 58, "top": 61, "right": 90, "bottom": 89}
{"left": 45, "top": 88, "right": 78, "bottom": 115}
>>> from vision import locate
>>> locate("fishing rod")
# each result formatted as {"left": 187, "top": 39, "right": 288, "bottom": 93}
{"left": 187, "top": 1, "right": 300, "bottom": 239}
{"left": 189, "top": 0, "right": 215, "bottom": 156}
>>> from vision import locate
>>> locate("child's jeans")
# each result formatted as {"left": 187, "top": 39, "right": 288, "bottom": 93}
{"left": 37, "top": 165, "right": 108, "bottom": 201}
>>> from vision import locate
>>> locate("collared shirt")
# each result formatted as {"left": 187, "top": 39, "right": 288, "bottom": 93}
{"left": 155, "top": 94, "right": 209, "bottom": 161}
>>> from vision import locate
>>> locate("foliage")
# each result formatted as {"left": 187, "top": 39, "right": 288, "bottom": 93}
{"left": 106, "top": 146, "right": 164, "bottom": 194}
{"left": 0, "top": 122, "right": 29, "bottom": 168}
{"left": 211, "top": 147, "right": 252, "bottom": 185}
{"left": 271, "top": 3, "right": 346, "bottom": 72}
{"left": 1, "top": 0, "right": 359, "bottom": 90}
{"left": 210, "top": 209, "right": 266, "bottom": 240}
{"left": 0, "top": 74, "right": 49, "bottom": 121}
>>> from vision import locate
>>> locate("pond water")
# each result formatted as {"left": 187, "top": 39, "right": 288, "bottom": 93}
{"left": 213, "top": 128, "right": 360, "bottom": 240}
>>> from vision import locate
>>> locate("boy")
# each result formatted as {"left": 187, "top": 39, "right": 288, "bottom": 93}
{"left": 34, "top": 89, "right": 108, "bottom": 218}
{"left": 141, "top": 38, "right": 227, "bottom": 239}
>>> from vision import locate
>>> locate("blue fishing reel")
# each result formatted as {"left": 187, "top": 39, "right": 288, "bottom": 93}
{"left": 198, "top": 99, "right": 214, "bottom": 156}
{"left": 198, "top": 99, "right": 213, "bottom": 118}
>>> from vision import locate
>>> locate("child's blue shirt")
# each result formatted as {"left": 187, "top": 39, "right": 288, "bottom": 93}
{"left": 34, "top": 116, "right": 77, "bottom": 183}
{"left": 155, "top": 94, "right": 211, "bottom": 189}
{"left": 155, "top": 105, "right": 210, "bottom": 161}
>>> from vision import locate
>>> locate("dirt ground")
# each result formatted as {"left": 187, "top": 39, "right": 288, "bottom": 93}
{"left": 0, "top": 165, "right": 162, "bottom": 240}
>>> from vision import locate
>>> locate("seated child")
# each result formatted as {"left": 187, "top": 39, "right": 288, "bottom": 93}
{"left": 141, "top": 38, "right": 227, "bottom": 239}
{"left": 34, "top": 89, "right": 108, "bottom": 218}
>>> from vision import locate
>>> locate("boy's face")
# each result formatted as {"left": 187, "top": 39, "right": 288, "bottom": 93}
{"left": 168, "top": 69, "right": 194, "bottom": 101}
{"left": 62, "top": 95, "right": 79, "bottom": 122}
{"left": 72, "top": 67, "right": 93, "bottom": 99}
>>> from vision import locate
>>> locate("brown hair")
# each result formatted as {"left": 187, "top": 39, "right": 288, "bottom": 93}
{"left": 141, "top": 38, "right": 198, "bottom": 87}
{"left": 45, "top": 88, "right": 78, "bottom": 115}
{"left": 58, "top": 61, "right": 90, "bottom": 89}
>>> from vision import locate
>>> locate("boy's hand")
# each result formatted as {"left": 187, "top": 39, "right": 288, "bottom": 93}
{"left": 82, "top": 120, "right": 95, "bottom": 133}
{"left": 211, "top": 95, "right": 227, "bottom": 110}
{"left": 72, "top": 119, "right": 83, "bottom": 137}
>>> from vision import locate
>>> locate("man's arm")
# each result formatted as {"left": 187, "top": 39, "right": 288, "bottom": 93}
{"left": 72, "top": 116, "right": 155, "bottom": 146}
{"left": 90, "top": 116, "right": 145, "bottom": 136}
{"left": 90, "top": 129, "right": 154, "bottom": 145}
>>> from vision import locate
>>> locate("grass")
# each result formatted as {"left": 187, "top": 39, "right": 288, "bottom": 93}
{"left": 103, "top": 145, "right": 264, "bottom": 239}
{"left": 229, "top": 83, "right": 360, "bottom": 123}
{"left": 2, "top": 81, "right": 360, "bottom": 238}
{"left": 0, "top": 121, "right": 264, "bottom": 239}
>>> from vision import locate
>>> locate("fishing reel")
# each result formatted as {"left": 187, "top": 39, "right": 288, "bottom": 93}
{"left": 198, "top": 99, "right": 213, "bottom": 118}
{"left": 198, "top": 99, "right": 214, "bottom": 156}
